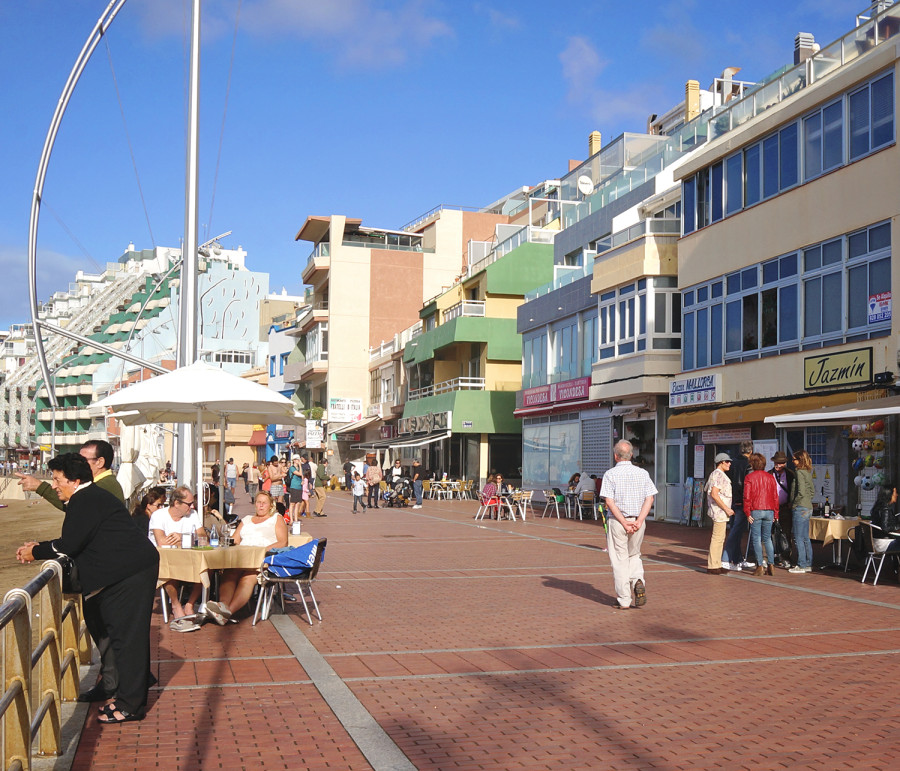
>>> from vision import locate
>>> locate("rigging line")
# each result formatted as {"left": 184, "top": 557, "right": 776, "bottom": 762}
{"left": 206, "top": 0, "right": 243, "bottom": 234}
{"left": 104, "top": 37, "right": 156, "bottom": 248}
{"left": 42, "top": 202, "right": 102, "bottom": 273}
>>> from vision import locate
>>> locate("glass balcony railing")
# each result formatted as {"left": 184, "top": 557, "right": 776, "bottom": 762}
{"left": 595, "top": 218, "right": 681, "bottom": 256}
{"left": 707, "top": 3, "right": 900, "bottom": 141}
{"left": 467, "top": 226, "right": 556, "bottom": 276}
{"left": 304, "top": 242, "right": 331, "bottom": 272}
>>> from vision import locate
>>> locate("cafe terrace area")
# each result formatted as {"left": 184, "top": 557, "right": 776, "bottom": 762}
{"left": 17, "top": 492, "right": 900, "bottom": 770}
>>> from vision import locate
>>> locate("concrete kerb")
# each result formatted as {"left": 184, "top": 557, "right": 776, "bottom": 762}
{"left": 271, "top": 615, "right": 416, "bottom": 771}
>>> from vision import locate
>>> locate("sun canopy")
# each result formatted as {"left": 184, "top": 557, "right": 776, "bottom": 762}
{"left": 94, "top": 360, "right": 303, "bottom": 426}
{"left": 764, "top": 395, "right": 900, "bottom": 427}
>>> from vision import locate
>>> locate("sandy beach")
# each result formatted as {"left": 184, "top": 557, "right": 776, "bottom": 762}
{"left": 0, "top": 496, "right": 67, "bottom": 597}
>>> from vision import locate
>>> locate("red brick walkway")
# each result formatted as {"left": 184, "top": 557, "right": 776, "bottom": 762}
{"left": 71, "top": 490, "right": 900, "bottom": 770}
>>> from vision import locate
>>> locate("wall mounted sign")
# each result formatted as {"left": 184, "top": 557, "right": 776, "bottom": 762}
{"left": 328, "top": 397, "right": 363, "bottom": 423}
{"left": 522, "top": 376, "right": 590, "bottom": 408}
{"left": 803, "top": 347, "right": 872, "bottom": 390}
{"left": 669, "top": 374, "right": 721, "bottom": 407}
{"left": 398, "top": 411, "right": 451, "bottom": 435}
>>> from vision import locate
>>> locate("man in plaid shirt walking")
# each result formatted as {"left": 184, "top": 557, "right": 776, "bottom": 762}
{"left": 600, "top": 439, "right": 658, "bottom": 610}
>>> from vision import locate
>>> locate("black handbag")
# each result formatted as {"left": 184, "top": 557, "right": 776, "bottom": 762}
{"left": 772, "top": 520, "right": 791, "bottom": 558}
{"left": 53, "top": 550, "right": 82, "bottom": 594}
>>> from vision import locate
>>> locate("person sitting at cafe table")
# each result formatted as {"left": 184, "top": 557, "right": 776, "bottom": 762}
{"left": 149, "top": 486, "right": 206, "bottom": 620}
{"left": 870, "top": 482, "right": 900, "bottom": 556}
{"left": 205, "top": 489, "right": 288, "bottom": 625}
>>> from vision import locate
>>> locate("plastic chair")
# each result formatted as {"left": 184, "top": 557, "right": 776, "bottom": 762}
{"left": 576, "top": 490, "right": 596, "bottom": 521}
{"left": 861, "top": 523, "right": 898, "bottom": 585}
{"left": 541, "top": 490, "right": 562, "bottom": 518}
{"left": 517, "top": 490, "right": 534, "bottom": 519}
{"left": 475, "top": 492, "right": 501, "bottom": 520}
{"left": 253, "top": 538, "right": 328, "bottom": 626}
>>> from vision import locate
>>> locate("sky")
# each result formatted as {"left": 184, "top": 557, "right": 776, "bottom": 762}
{"left": 0, "top": 0, "right": 866, "bottom": 329}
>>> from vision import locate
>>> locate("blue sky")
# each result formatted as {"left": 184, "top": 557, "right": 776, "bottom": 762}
{"left": 0, "top": 0, "right": 864, "bottom": 329}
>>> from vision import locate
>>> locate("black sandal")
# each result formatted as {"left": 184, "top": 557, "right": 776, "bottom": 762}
{"left": 97, "top": 703, "right": 143, "bottom": 724}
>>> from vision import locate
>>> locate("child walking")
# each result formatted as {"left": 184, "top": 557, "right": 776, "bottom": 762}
{"left": 351, "top": 471, "right": 367, "bottom": 512}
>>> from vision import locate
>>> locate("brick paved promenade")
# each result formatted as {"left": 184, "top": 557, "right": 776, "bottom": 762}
{"left": 68, "top": 490, "right": 900, "bottom": 770}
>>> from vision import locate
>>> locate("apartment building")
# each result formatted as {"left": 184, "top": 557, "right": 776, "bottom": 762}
{"left": 289, "top": 208, "right": 511, "bottom": 471}
{"left": 671, "top": 2, "right": 900, "bottom": 516}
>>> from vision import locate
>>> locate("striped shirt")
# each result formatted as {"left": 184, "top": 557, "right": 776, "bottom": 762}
{"left": 599, "top": 461, "right": 658, "bottom": 518}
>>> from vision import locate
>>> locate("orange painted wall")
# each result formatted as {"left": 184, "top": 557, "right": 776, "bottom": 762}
{"left": 368, "top": 250, "right": 424, "bottom": 348}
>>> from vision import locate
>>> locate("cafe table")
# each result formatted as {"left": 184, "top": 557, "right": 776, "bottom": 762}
{"left": 157, "top": 533, "right": 313, "bottom": 605}
{"left": 808, "top": 516, "right": 859, "bottom": 567}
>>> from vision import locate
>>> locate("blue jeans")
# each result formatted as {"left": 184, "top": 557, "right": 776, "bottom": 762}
{"left": 413, "top": 480, "right": 423, "bottom": 505}
{"left": 750, "top": 509, "right": 775, "bottom": 566}
{"left": 722, "top": 506, "right": 747, "bottom": 564}
{"left": 793, "top": 506, "right": 813, "bottom": 568}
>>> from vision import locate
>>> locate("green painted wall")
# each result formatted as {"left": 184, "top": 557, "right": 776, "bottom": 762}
{"left": 484, "top": 242, "right": 554, "bottom": 295}
{"left": 402, "top": 389, "right": 520, "bottom": 434}
{"left": 403, "top": 317, "right": 520, "bottom": 365}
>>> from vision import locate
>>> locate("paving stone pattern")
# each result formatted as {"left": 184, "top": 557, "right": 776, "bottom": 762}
{"left": 73, "top": 491, "right": 900, "bottom": 770}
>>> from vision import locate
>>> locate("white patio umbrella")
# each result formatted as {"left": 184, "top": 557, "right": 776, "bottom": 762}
{"left": 115, "top": 423, "right": 146, "bottom": 499}
{"left": 94, "top": 361, "right": 303, "bottom": 512}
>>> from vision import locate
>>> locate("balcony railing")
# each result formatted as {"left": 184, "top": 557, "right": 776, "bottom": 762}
{"left": 595, "top": 218, "right": 681, "bottom": 256}
{"left": 441, "top": 300, "right": 486, "bottom": 323}
{"left": 400, "top": 204, "right": 481, "bottom": 232}
{"left": 707, "top": 3, "right": 900, "bottom": 142}
{"left": 467, "top": 226, "right": 556, "bottom": 276}
{"left": 304, "top": 242, "right": 331, "bottom": 272}
{"left": 369, "top": 340, "right": 395, "bottom": 360}
{"left": 408, "top": 377, "right": 485, "bottom": 401}
{"left": 305, "top": 350, "right": 328, "bottom": 365}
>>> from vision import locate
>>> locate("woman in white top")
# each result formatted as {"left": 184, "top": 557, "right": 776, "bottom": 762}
{"left": 206, "top": 490, "right": 287, "bottom": 624}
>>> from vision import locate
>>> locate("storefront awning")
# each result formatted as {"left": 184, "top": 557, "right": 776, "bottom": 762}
{"left": 668, "top": 392, "right": 862, "bottom": 430}
{"left": 248, "top": 429, "right": 268, "bottom": 446}
{"left": 333, "top": 416, "right": 382, "bottom": 435}
{"left": 764, "top": 395, "right": 900, "bottom": 427}
{"left": 354, "top": 429, "right": 451, "bottom": 451}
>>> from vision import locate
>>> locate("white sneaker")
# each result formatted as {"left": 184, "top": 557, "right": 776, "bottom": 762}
{"left": 788, "top": 566, "right": 805, "bottom": 574}
{"left": 412, "top": 505, "right": 422, "bottom": 509}
{"left": 722, "top": 562, "right": 742, "bottom": 571}
{"left": 740, "top": 560, "right": 756, "bottom": 569}
{"left": 802, "top": 567, "right": 813, "bottom": 573}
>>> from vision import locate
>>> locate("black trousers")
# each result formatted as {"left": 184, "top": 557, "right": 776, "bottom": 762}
{"left": 85, "top": 561, "right": 158, "bottom": 714}
{"left": 82, "top": 599, "right": 118, "bottom": 693}
{"left": 367, "top": 483, "right": 380, "bottom": 508}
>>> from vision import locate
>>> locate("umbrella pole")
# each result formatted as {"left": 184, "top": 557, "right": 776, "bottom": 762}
{"left": 219, "top": 416, "right": 226, "bottom": 519}
{"left": 196, "top": 406, "right": 204, "bottom": 519}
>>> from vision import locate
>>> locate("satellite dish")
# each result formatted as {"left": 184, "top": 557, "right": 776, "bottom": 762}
{"left": 577, "top": 175, "right": 593, "bottom": 196}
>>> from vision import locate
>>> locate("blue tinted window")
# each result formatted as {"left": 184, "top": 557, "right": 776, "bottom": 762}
{"left": 871, "top": 72, "right": 894, "bottom": 148}
{"left": 725, "top": 154, "right": 742, "bottom": 214}
{"left": 779, "top": 284, "right": 797, "bottom": 342}
{"left": 726, "top": 274, "right": 741, "bottom": 294}
{"left": 697, "top": 286, "right": 708, "bottom": 302}
{"left": 780, "top": 123, "right": 798, "bottom": 188}
{"left": 683, "top": 177, "right": 696, "bottom": 234}
{"left": 744, "top": 143, "right": 761, "bottom": 206}
{"left": 763, "top": 134, "right": 779, "bottom": 198}
{"left": 711, "top": 162, "right": 724, "bottom": 221}
{"left": 710, "top": 304, "right": 723, "bottom": 364}
{"left": 683, "top": 312, "right": 695, "bottom": 370}
{"left": 780, "top": 253, "right": 797, "bottom": 277}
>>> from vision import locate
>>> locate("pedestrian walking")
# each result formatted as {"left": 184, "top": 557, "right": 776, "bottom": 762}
{"left": 599, "top": 440, "right": 657, "bottom": 610}
{"left": 705, "top": 453, "right": 734, "bottom": 574}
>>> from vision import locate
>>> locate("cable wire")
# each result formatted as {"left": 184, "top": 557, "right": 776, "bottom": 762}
{"left": 104, "top": 37, "right": 156, "bottom": 247}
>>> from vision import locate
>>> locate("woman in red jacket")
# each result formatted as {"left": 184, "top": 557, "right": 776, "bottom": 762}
{"left": 743, "top": 452, "right": 780, "bottom": 576}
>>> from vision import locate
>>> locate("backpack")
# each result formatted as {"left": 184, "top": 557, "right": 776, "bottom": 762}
{"left": 263, "top": 539, "right": 322, "bottom": 578}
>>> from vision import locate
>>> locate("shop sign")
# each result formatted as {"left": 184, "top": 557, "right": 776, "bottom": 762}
{"left": 305, "top": 420, "right": 323, "bottom": 449}
{"left": 803, "top": 348, "right": 872, "bottom": 390}
{"left": 328, "top": 397, "right": 363, "bottom": 423}
{"left": 522, "top": 376, "right": 590, "bottom": 407}
{"left": 275, "top": 429, "right": 293, "bottom": 440}
{"left": 693, "top": 444, "right": 706, "bottom": 478}
{"left": 380, "top": 425, "right": 397, "bottom": 439}
{"left": 366, "top": 403, "right": 383, "bottom": 418}
{"left": 669, "top": 374, "right": 721, "bottom": 407}
{"left": 398, "top": 410, "right": 451, "bottom": 435}
{"left": 868, "top": 291, "right": 891, "bottom": 323}
{"left": 700, "top": 428, "right": 752, "bottom": 443}
{"left": 462, "top": 420, "right": 473, "bottom": 428}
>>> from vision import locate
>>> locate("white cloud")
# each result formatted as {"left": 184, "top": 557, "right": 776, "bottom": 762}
{"left": 130, "top": 0, "right": 452, "bottom": 69}
{"left": 0, "top": 245, "right": 86, "bottom": 328}
{"left": 559, "top": 36, "right": 658, "bottom": 132}
{"left": 474, "top": 4, "right": 521, "bottom": 30}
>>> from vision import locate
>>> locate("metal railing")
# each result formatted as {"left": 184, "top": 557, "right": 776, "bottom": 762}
{"left": 1, "top": 562, "right": 92, "bottom": 770}
{"left": 408, "top": 376, "right": 485, "bottom": 400}
{"left": 369, "top": 340, "right": 396, "bottom": 360}
{"left": 400, "top": 204, "right": 481, "bottom": 232}
{"left": 441, "top": 300, "right": 486, "bottom": 323}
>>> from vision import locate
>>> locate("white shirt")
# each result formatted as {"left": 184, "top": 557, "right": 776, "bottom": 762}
{"left": 225, "top": 462, "right": 237, "bottom": 479}
{"left": 599, "top": 461, "right": 658, "bottom": 518}
{"left": 148, "top": 507, "right": 203, "bottom": 544}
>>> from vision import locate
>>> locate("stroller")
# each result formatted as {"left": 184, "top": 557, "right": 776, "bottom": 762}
{"left": 384, "top": 477, "right": 413, "bottom": 507}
